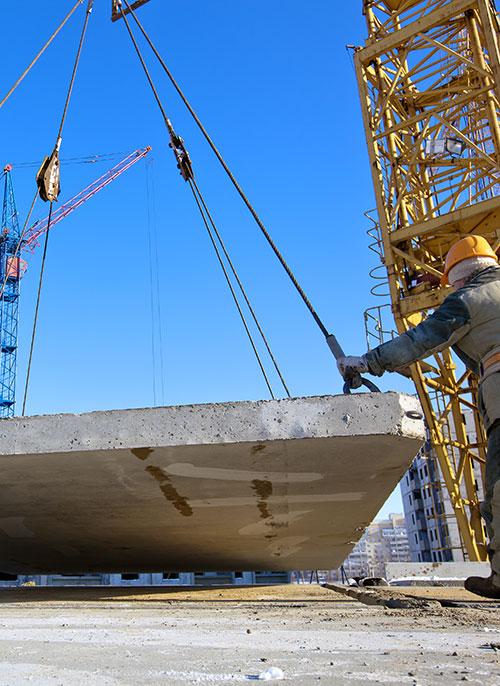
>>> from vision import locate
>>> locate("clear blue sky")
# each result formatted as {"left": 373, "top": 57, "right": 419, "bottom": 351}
{"left": 3, "top": 1, "right": 415, "bottom": 517}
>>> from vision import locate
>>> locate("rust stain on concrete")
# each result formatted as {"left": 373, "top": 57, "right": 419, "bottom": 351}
{"left": 131, "top": 448, "right": 154, "bottom": 461}
{"left": 146, "top": 466, "right": 193, "bottom": 517}
{"left": 252, "top": 479, "right": 273, "bottom": 520}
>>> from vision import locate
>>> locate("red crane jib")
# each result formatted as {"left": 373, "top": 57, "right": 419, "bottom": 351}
{"left": 23, "top": 147, "right": 152, "bottom": 253}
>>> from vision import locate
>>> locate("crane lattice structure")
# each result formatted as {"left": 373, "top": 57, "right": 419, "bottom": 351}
{"left": 0, "top": 166, "right": 22, "bottom": 418}
{"left": 355, "top": 0, "right": 500, "bottom": 561}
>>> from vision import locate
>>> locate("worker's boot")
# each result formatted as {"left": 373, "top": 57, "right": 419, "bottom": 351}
{"left": 464, "top": 573, "right": 500, "bottom": 599}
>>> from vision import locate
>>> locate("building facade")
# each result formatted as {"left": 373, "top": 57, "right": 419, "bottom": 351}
{"left": 342, "top": 513, "right": 411, "bottom": 579}
{"left": 400, "top": 411, "right": 484, "bottom": 563}
{"left": 0, "top": 570, "right": 291, "bottom": 588}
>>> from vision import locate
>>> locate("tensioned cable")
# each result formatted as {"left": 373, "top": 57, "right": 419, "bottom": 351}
{"left": 145, "top": 161, "right": 158, "bottom": 405}
{"left": 22, "top": 205, "right": 53, "bottom": 416}
{"left": 148, "top": 161, "right": 166, "bottom": 404}
{"left": 119, "top": 6, "right": 288, "bottom": 398}
{"left": 191, "top": 177, "right": 292, "bottom": 398}
{"left": 188, "top": 180, "right": 275, "bottom": 399}
{"left": 22, "top": 0, "right": 95, "bottom": 416}
{"left": 122, "top": 0, "right": 332, "bottom": 341}
{"left": 0, "top": 0, "right": 84, "bottom": 111}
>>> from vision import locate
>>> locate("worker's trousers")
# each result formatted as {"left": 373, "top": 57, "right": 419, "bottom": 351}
{"left": 481, "top": 421, "right": 500, "bottom": 577}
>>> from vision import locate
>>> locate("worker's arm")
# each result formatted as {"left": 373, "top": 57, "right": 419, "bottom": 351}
{"left": 365, "top": 293, "right": 471, "bottom": 376}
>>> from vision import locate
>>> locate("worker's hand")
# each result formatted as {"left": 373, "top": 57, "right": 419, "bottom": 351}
{"left": 337, "top": 355, "right": 369, "bottom": 379}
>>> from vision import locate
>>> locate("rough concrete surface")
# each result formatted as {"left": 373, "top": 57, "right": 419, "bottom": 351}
{"left": 0, "top": 585, "right": 499, "bottom": 685}
{"left": 0, "top": 394, "right": 423, "bottom": 574}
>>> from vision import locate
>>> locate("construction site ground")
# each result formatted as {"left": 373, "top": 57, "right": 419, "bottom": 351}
{"left": 0, "top": 585, "right": 500, "bottom": 685}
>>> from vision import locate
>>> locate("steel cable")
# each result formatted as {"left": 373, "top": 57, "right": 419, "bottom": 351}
{"left": 191, "top": 178, "right": 291, "bottom": 398}
{"left": 0, "top": 0, "right": 84, "bottom": 111}
{"left": 122, "top": 0, "right": 331, "bottom": 340}
{"left": 22, "top": 204, "right": 53, "bottom": 416}
{"left": 119, "top": 6, "right": 289, "bottom": 398}
{"left": 188, "top": 180, "right": 276, "bottom": 399}
{"left": 22, "top": 0, "right": 94, "bottom": 415}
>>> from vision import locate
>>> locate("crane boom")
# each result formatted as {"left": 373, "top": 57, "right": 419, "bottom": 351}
{"left": 24, "top": 146, "right": 152, "bottom": 252}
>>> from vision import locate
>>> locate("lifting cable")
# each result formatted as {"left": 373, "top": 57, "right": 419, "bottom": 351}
{"left": 118, "top": 4, "right": 291, "bottom": 399}
{"left": 188, "top": 180, "right": 276, "bottom": 400}
{"left": 22, "top": 0, "right": 95, "bottom": 416}
{"left": 0, "top": 0, "right": 84, "bottom": 111}
{"left": 121, "top": 0, "right": 329, "bottom": 340}
{"left": 190, "top": 177, "right": 291, "bottom": 399}
{"left": 120, "top": 0, "right": 380, "bottom": 394}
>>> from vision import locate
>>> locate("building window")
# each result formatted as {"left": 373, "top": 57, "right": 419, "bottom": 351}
{"left": 162, "top": 572, "right": 179, "bottom": 580}
{"left": 412, "top": 514, "right": 415, "bottom": 525}
{"left": 409, "top": 495, "right": 412, "bottom": 505}
{"left": 414, "top": 533, "right": 418, "bottom": 544}
{"left": 121, "top": 574, "right": 139, "bottom": 581}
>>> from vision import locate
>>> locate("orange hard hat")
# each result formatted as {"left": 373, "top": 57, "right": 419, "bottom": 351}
{"left": 441, "top": 235, "right": 498, "bottom": 286}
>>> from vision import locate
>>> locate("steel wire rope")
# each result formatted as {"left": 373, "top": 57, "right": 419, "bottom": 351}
{"left": 118, "top": 6, "right": 287, "bottom": 398}
{"left": 122, "top": 0, "right": 332, "bottom": 341}
{"left": 149, "top": 161, "right": 166, "bottom": 404}
{"left": 191, "top": 178, "right": 292, "bottom": 399}
{"left": 0, "top": 0, "right": 84, "bottom": 110}
{"left": 22, "top": 204, "right": 53, "bottom": 417}
{"left": 22, "top": 0, "right": 95, "bottom": 416}
{"left": 188, "top": 180, "right": 275, "bottom": 399}
{"left": 145, "top": 160, "right": 158, "bottom": 405}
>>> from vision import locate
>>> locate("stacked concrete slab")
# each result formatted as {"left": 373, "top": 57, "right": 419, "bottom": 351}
{"left": 0, "top": 393, "right": 424, "bottom": 574}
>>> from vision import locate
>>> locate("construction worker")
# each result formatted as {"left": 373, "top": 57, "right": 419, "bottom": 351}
{"left": 337, "top": 235, "right": 500, "bottom": 599}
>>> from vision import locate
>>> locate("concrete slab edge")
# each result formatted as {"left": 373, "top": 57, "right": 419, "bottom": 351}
{"left": 0, "top": 393, "right": 425, "bottom": 455}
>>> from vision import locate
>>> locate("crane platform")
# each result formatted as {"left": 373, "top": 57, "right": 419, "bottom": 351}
{"left": 0, "top": 393, "right": 424, "bottom": 575}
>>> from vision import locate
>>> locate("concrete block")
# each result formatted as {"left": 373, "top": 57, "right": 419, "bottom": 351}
{"left": 0, "top": 393, "right": 424, "bottom": 574}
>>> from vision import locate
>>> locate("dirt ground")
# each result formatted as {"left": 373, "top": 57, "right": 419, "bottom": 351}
{"left": 0, "top": 585, "right": 499, "bottom": 685}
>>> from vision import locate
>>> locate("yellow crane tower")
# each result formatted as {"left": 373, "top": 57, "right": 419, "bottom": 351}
{"left": 354, "top": 0, "right": 500, "bottom": 561}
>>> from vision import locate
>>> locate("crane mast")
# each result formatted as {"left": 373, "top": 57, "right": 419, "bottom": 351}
{"left": 0, "top": 166, "right": 21, "bottom": 417}
{"left": 355, "top": 0, "right": 500, "bottom": 560}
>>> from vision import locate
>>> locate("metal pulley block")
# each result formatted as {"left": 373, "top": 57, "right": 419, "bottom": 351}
{"left": 168, "top": 127, "right": 194, "bottom": 182}
{"left": 36, "top": 149, "right": 61, "bottom": 203}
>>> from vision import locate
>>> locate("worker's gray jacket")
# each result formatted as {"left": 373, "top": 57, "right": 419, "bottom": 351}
{"left": 365, "top": 266, "right": 500, "bottom": 432}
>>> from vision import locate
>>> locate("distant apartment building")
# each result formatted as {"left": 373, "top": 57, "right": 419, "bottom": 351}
{"left": 401, "top": 411, "right": 484, "bottom": 563}
{"left": 342, "top": 513, "right": 411, "bottom": 579}
{"left": 0, "top": 570, "right": 291, "bottom": 588}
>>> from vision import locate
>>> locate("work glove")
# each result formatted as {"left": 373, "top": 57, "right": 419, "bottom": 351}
{"left": 336, "top": 355, "right": 369, "bottom": 379}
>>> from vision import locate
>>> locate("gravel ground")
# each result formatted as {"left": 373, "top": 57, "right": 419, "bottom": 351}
{"left": 0, "top": 587, "right": 499, "bottom": 685}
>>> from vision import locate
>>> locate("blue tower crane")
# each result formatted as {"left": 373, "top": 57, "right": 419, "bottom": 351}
{"left": 0, "top": 165, "right": 22, "bottom": 418}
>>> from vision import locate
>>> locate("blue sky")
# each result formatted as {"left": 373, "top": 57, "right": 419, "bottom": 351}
{"left": 2, "top": 1, "right": 415, "bottom": 517}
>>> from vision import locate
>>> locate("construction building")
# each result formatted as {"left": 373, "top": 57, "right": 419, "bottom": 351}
{"left": 342, "top": 514, "right": 411, "bottom": 579}
{"left": 401, "top": 412, "right": 485, "bottom": 563}
{"left": 0, "top": 571, "right": 291, "bottom": 588}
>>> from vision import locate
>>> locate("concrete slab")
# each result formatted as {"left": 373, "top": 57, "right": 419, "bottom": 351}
{"left": 0, "top": 393, "right": 424, "bottom": 574}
